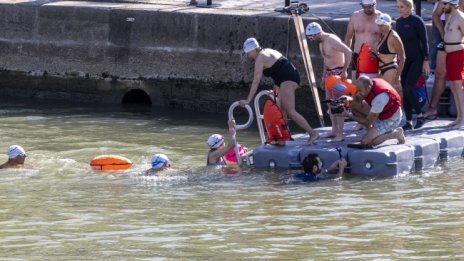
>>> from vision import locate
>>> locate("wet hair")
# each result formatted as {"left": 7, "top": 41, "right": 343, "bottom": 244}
{"left": 302, "top": 153, "right": 319, "bottom": 173}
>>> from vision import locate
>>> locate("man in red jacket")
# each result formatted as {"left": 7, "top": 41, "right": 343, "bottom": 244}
{"left": 343, "top": 75, "right": 405, "bottom": 146}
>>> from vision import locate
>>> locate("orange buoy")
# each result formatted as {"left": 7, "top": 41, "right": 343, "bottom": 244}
{"left": 325, "top": 75, "right": 358, "bottom": 97}
{"left": 357, "top": 43, "right": 379, "bottom": 74}
{"left": 263, "top": 99, "right": 292, "bottom": 144}
{"left": 90, "top": 155, "right": 132, "bottom": 171}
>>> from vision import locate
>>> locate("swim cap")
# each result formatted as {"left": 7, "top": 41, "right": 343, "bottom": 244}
{"left": 375, "top": 13, "right": 392, "bottom": 26}
{"left": 151, "top": 154, "right": 170, "bottom": 169}
{"left": 305, "top": 22, "right": 322, "bottom": 36}
{"left": 207, "top": 134, "right": 224, "bottom": 149}
{"left": 361, "top": 0, "right": 376, "bottom": 5}
{"left": 7, "top": 145, "right": 26, "bottom": 159}
{"left": 224, "top": 144, "right": 247, "bottom": 163}
{"left": 442, "top": 0, "right": 458, "bottom": 4}
{"left": 243, "top": 38, "right": 260, "bottom": 53}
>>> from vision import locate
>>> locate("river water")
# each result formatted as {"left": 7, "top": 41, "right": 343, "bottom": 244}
{"left": 0, "top": 100, "right": 463, "bottom": 260}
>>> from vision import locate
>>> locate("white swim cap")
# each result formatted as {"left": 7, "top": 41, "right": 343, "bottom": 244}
{"left": 243, "top": 38, "right": 260, "bottom": 53}
{"left": 442, "top": 0, "right": 458, "bottom": 4}
{"left": 207, "top": 134, "right": 224, "bottom": 149}
{"left": 305, "top": 22, "right": 322, "bottom": 36}
{"left": 151, "top": 154, "right": 170, "bottom": 169}
{"left": 375, "top": 13, "right": 392, "bottom": 26}
{"left": 361, "top": 0, "right": 376, "bottom": 5}
{"left": 7, "top": 145, "right": 26, "bottom": 159}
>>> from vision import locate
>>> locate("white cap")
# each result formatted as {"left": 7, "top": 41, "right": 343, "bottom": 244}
{"left": 7, "top": 145, "right": 26, "bottom": 159}
{"left": 305, "top": 22, "right": 322, "bottom": 36}
{"left": 207, "top": 134, "right": 224, "bottom": 149}
{"left": 361, "top": 0, "right": 376, "bottom": 5}
{"left": 375, "top": 13, "right": 392, "bottom": 26}
{"left": 442, "top": 0, "right": 458, "bottom": 4}
{"left": 243, "top": 38, "right": 260, "bottom": 53}
{"left": 151, "top": 154, "right": 170, "bottom": 169}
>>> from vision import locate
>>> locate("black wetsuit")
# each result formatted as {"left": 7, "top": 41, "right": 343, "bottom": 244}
{"left": 396, "top": 14, "right": 429, "bottom": 121}
{"left": 263, "top": 56, "right": 300, "bottom": 86}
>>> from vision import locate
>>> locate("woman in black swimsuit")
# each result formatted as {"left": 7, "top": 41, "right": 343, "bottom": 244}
{"left": 375, "top": 13, "right": 406, "bottom": 97}
{"left": 239, "top": 38, "right": 319, "bottom": 145}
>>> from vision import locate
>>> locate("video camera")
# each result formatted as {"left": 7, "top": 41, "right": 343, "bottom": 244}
{"left": 322, "top": 96, "right": 349, "bottom": 114}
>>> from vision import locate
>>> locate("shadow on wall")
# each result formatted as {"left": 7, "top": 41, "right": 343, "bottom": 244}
{"left": 122, "top": 89, "right": 152, "bottom": 105}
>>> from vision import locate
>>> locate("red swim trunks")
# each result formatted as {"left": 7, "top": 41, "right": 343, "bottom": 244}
{"left": 446, "top": 49, "right": 464, "bottom": 81}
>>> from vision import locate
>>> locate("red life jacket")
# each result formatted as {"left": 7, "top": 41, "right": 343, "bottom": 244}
{"left": 263, "top": 99, "right": 292, "bottom": 144}
{"left": 357, "top": 43, "right": 379, "bottom": 74}
{"left": 365, "top": 78, "right": 401, "bottom": 120}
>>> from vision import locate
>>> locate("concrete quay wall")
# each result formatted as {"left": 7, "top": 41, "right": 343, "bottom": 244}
{"left": 0, "top": 1, "right": 426, "bottom": 117}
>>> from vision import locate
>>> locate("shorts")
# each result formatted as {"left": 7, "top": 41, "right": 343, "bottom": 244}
{"left": 446, "top": 49, "right": 464, "bottom": 81}
{"left": 321, "top": 67, "right": 344, "bottom": 87}
{"left": 373, "top": 108, "right": 402, "bottom": 135}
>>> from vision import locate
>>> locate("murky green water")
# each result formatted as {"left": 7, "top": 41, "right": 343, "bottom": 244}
{"left": 0, "top": 100, "right": 463, "bottom": 260}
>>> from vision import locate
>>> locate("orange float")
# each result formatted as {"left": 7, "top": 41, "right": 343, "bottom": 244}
{"left": 263, "top": 99, "right": 292, "bottom": 144}
{"left": 325, "top": 75, "right": 357, "bottom": 97}
{"left": 357, "top": 43, "right": 379, "bottom": 74}
{"left": 90, "top": 155, "right": 132, "bottom": 171}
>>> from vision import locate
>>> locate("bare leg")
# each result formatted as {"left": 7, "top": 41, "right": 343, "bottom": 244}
{"left": 279, "top": 81, "right": 319, "bottom": 144}
{"left": 369, "top": 127, "right": 405, "bottom": 146}
{"left": 325, "top": 91, "right": 337, "bottom": 138}
{"left": 449, "top": 81, "right": 463, "bottom": 127}
{"left": 424, "top": 50, "right": 446, "bottom": 118}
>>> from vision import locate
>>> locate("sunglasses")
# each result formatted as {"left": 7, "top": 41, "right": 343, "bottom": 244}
{"left": 360, "top": 3, "right": 375, "bottom": 9}
{"left": 442, "top": 2, "right": 449, "bottom": 5}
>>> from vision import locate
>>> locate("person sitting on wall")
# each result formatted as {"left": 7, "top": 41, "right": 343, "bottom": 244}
{"left": 0, "top": 145, "right": 28, "bottom": 169}
{"left": 143, "top": 154, "right": 171, "bottom": 175}
{"left": 291, "top": 153, "right": 347, "bottom": 182}
{"left": 342, "top": 75, "right": 405, "bottom": 147}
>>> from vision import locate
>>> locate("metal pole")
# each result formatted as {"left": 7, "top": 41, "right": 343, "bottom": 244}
{"left": 207, "top": 0, "right": 212, "bottom": 6}
{"left": 414, "top": 0, "right": 421, "bottom": 17}
{"left": 285, "top": 0, "right": 290, "bottom": 7}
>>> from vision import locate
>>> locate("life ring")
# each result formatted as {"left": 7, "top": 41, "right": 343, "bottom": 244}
{"left": 90, "top": 155, "right": 132, "bottom": 171}
{"left": 228, "top": 101, "right": 254, "bottom": 130}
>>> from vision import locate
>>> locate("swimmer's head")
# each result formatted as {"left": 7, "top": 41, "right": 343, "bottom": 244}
{"left": 151, "top": 154, "right": 170, "bottom": 169}
{"left": 243, "top": 38, "right": 260, "bottom": 54}
{"left": 305, "top": 22, "right": 322, "bottom": 41}
{"left": 207, "top": 134, "right": 224, "bottom": 149}
{"left": 375, "top": 13, "right": 392, "bottom": 26}
{"left": 7, "top": 145, "right": 26, "bottom": 159}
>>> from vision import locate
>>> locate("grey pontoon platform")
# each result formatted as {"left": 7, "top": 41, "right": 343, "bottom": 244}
{"left": 251, "top": 120, "right": 464, "bottom": 176}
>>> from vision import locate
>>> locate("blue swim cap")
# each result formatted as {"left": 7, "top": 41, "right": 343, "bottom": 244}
{"left": 151, "top": 154, "right": 170, "bottom": 169}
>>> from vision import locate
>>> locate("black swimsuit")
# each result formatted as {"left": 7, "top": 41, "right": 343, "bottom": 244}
{"left": 377, "top": 30, "right": 398, "bottom": 75}
{"left": 263, "top": 56, "right": 300, "bottom": 86}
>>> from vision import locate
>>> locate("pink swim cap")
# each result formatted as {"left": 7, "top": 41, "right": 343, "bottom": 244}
{"left": 224, "top": 145, "right": 246, "bottom": 163}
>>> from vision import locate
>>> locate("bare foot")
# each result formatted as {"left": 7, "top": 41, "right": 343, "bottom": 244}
{"left": 447, "top": 118, "right": 462, "bottom": 127}
{"left": 395, "top": 127, "right": 405, "bottom": 144}
{"left": 353, "top": 123, "right": 364, "bottom": 131}
{"left": 331, "top": 134, "right": 345, "bottom": 142}
{"left": 306, "top": 132, "right": 320, "bottom": 145}
{"left": 452, "top": 121, "right": 464, "bottom": 130}
{"left": 423, "top": 109, "right": 438, "bottom": 119}
{"left": 321, "top": 132, "right": 336, "bottom": 139}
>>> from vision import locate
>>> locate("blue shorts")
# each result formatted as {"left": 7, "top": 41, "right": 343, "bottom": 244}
{"left": 373, "top": 109, "right": 402, "bottom": 135}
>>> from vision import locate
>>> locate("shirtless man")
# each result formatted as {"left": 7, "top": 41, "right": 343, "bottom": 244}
{"left": 306, "top": 22, "right": 352, "bottom": 141}
{"left": 345, "top": 0, "right": 382, "bottom": 80}
{"left": 0, "top": 145, "right": 27, "bottom": 169}
{"left": 443, "top": 0, "right": 464, "bottom": 129}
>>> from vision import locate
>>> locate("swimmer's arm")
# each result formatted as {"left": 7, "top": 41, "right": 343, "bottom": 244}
{"left": 344, "top": 16, "right": 355, "bottom": 48}
{"left": 208, "top": 120, "right": 237, "bottom": 163}
{"left": 392, "top": 34, "right": 405, "bottom": 81}
{"left": 246, "top": 57, "right": 264, "bottom": 103}
{"left": 331, "top": 38, "right": 352, "bottom": 78}
{"left": 432, "top": 2, "right": 445, "bottom": 39}
{"left": 326, "top": 158, "right": 348, "bottom": 177}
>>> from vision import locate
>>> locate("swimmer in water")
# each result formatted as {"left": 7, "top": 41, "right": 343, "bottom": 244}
{"left": 143, "top": 154, "right": 171, "bottom": 175}
{"left": 0, "top": 145, "right": 28, "bottom": 169}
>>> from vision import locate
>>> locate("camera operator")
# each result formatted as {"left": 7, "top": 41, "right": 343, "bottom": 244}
{"left": 342, "top": 75, "right": 406, "bottom": 147}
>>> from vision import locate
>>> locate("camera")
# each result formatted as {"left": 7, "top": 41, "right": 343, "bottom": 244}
{"left": 322, "top": 96, "right": 349, "bottom": 114}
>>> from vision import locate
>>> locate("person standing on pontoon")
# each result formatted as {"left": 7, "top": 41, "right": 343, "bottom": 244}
{"left": 342, "top": 76, "right": 405, "bottom": 147}
{"left": 442, "top": 0, "right": 464, "bottom": 129}
{"left": 239, "top": 37, "right": 319, "bottom": 145}
{"left": 306, "top": 22, "right": 352, "bottom": 142}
